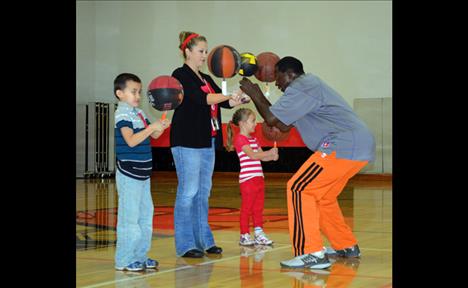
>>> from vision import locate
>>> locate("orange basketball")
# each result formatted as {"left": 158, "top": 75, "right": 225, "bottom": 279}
{"left": 207, "top": 45, "right": 241, "bottom": 78}
{"left": 254, "top": 52, "right": 280, "bottom": 82}
{"left": 261, "top": 122, "right": 290, "bottom": 141}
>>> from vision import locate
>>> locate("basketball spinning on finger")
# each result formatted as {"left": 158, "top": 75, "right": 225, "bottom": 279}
{"left": 207, "top": 45, "right": 241, "bottom": 95}
{"left": 238, "top": 52, "right": 258, "bottom": 77}
{"left": 147, "top": 75, "right": 184, "bottom": 119}
{"left": 254, "top": 52, "right": 280, "bottom": 97}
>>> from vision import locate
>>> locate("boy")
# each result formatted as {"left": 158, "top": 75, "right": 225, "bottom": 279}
{"left": 113, "top": 73, "right": 170, "bottom": 271}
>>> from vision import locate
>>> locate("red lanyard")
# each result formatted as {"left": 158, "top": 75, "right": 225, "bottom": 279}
{"left": 201, "top": 79, "right": 218, "bottom": 118}
{"left": 137, "top": 112, "right": 148, "bottom": 128}
{"left": 201, "top": 79, "right": 220, "bottom": 136}
{"left": 201, "top": 79, "right": 214, "bottom": 93}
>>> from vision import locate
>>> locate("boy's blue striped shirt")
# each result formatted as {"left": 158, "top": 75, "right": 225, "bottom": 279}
{"left": 114, "top": 101, "right": 152, "bottom": 180}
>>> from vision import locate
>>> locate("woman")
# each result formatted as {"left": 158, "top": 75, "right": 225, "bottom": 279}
{"left": 170, "top": 31, "right": 245, "bottom": 257}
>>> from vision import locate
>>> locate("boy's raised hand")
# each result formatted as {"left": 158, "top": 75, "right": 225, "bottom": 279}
{"left": 148, "top": 122, "right": 163, "bottom": 133}
{"left": 149, "top": 119, "right": 170, "bottom": 133}
{"left": 160, "top": 119, "right": 171, "bottom": 129}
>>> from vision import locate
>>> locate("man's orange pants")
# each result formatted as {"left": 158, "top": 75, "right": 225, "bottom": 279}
{"left": 286, "top": 151, "right": 367, "bottom": 256}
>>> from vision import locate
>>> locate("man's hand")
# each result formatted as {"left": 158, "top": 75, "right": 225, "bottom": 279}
{"left": 238, "top": 77, "right": 292, "bottom": 132}
{"left": 239, "top": 77, "right": 263, "bottom": 99}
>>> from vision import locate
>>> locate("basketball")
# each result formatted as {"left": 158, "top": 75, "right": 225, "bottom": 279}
{"left": 207, "top": 45, "right": 241, "bottom": 78}
{"left": 261, "top": 121, "right": 290, "bottom": 142}
{"left": 147, "top": 75, "right": 184, "bottom": 111}
{"left": 254, "top": 52, "right": 280, "bottom": 82}
{"left": 238, "top": 52, "right": 258, "bottom": 77}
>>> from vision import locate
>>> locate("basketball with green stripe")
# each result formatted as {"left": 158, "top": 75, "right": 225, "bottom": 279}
{"left": 238, "top": 52, "right": 258, "bottom": 77}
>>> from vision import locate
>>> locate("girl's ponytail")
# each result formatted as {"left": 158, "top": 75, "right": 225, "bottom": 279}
{"left": 226, "top": 120, "right": 235, "bottom": 152}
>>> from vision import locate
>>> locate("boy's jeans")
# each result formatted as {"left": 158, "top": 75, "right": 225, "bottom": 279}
{"left": 115, "top": 169, "right": 154, "bottom": 267}
{"left": 171, "top": 138, "right": 217, "bottom": 256}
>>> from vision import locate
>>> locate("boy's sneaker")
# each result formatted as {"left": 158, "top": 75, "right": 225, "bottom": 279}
{"left": 144, "top": 258, "right": 159, "bottom": 269}
{"left": 115, "top": 261, "right": 144, "bottom": 272}
{"left": 254, "top": 232, "right": 273, "bottom": 245}
{"left": 280, "top": 253, "right": 331, "bottom": 269}
{"left": 335, "top": 244, "right": 361, "bottom": 258}
{"left": 239, "top": 233, "right": 255, "bottom": 246}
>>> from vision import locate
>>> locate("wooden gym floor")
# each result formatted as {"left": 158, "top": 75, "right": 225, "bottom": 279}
{"left": 76, "top": 172, "right": 392, "bottom": 287}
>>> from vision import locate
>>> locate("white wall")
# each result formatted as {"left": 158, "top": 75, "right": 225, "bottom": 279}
{"left": 76, "top": 1, "right": 96, "bottom": 104}
{"left": 354, "top": 98, "right": 392, "bottom": 173}
{"left": 77, "top": 0, "right": 392, "bottom": 122}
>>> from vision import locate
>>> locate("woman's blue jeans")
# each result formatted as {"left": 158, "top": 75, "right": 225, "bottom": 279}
{"left": 171, "top": 138, "right": 217, "bottom": 256}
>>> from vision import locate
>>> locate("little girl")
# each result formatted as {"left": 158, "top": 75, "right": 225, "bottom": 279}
{"left": 227, "top": 108, "right": 279, "bottom": 246}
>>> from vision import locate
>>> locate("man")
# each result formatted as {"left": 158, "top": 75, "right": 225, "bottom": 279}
{"left": 239, "top": 56, "right": 375, "bottom": 269}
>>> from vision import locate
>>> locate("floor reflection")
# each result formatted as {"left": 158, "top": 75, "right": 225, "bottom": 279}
{"left": 114, "top": 269, "right": 157, "bottom": 288}
{"left": 239, "top": 245, "right": 273, "bottom": 288}
{"left": 174, "top": 257, "right": 214, "bottom": 288}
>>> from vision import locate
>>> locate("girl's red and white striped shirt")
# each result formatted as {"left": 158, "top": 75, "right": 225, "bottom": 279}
{"left": 233, "top": 134, "right": 264, "bottom": 183}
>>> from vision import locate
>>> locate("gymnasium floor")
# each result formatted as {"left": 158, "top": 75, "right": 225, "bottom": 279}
{"left": 76, "top": 172, "right": 392, "bottom": 287}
